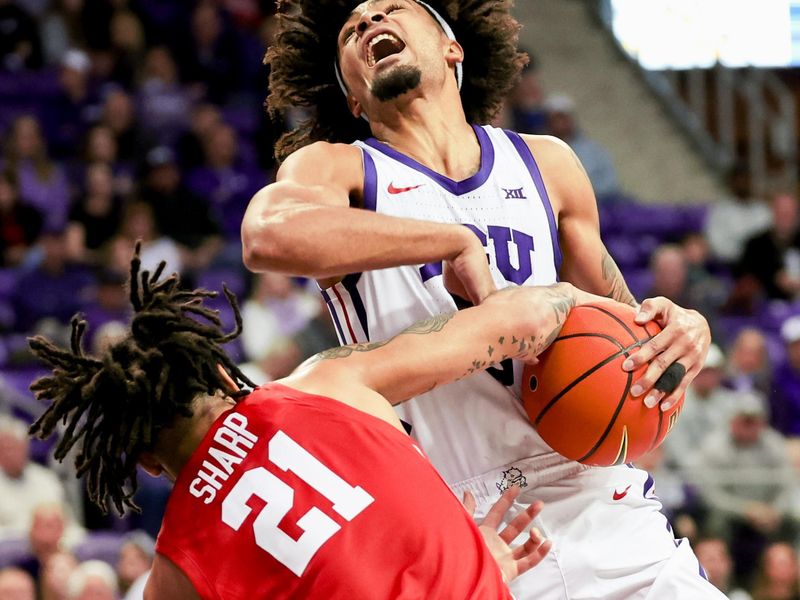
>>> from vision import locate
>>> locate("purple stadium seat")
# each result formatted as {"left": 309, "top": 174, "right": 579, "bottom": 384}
{"left": 0, "top": 538, "right": 30, "bottom": 569}
{"left": 73, "top": 531, "right": 128, "bottom": 566}
{"left": 196, "top": 268, "right": 247, "bottom": 298}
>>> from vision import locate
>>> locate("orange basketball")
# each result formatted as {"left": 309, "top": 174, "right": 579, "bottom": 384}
{"left": 521, "top": 302, "right": 684, "bottom": 466}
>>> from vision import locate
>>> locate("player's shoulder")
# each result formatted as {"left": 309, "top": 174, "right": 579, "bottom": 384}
{"left": 517, "top": 134, "right": 576, "bottom": 167}
{"left": 277, "top": 141, "right": 364, "bottom": 190}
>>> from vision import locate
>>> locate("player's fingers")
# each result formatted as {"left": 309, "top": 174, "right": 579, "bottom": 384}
{"left": 511, "top": 526, "right": 543, "bottom": 560}
{"left": 622, "top": 326, "right": 680, "bottom": 374}
{"left": 514, "top": 539, "right": 552, "bottom": 577}
{"left": 659, "top": 364, "right": 698, "bottom": 412}
{"left": 463, "top": 491, "right": 476, "bottom": 516}
{"left": 499, "top": 500, "right": 543, "bottom": 545}
{"left": 633, "top": 297, "right": 669, "bottom": 326}
{"left": 482, "top": 486, "right": 521, "bottom": 530}
{"left": 630, "top": 347, "right": 685, "bottom": 406}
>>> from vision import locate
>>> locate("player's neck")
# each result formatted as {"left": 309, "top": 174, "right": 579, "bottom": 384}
{"left": 369, "top": 97, "right": 480, "bottom": 181}
{"left": 155, "top": 394, "right": 236, "bottom": 480}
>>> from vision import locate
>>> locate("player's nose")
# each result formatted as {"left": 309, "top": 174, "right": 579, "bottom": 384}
{"left": 357, "top": 9, "right": 387, "bottom": 35}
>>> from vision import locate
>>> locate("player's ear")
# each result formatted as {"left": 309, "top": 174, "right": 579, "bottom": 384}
{"left": 138, "top": 452, "right": 164, "bottom": 477}
{"left": 445, "top": 39, "right": 464, "bottom": 69}
{"left": 216, "top": 364, "right": 240, "bottom": 392}
{"left": 347, "top": 94, "right": 364, "bottom": 120}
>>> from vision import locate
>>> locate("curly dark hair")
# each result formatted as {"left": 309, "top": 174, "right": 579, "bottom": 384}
{"left": 267, "top": 0, "right": 527, "bottom": 162}
{"left": 28, "top": 244, "right": 255, "bottom": 514}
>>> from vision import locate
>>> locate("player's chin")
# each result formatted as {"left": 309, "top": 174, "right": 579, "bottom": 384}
{"left": 370, "top": 65, "right": 422, "bottom": 102}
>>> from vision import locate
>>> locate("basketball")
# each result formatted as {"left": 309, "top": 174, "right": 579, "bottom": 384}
{"left": 521, "top": 302, "right": 684, "bottom": 466}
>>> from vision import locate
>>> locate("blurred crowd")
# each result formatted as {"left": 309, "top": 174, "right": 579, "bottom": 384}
{"left": 0, "top": 1, "right": 800, "bottom": 599}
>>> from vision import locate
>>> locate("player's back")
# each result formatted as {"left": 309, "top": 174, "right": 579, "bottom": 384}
{"left": 155, "top": 384, "right": 509, "bottom": 600}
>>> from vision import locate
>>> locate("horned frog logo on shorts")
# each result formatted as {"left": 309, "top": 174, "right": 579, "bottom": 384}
{"left": 496, "top": 467, "right": 528, "bottom": 493}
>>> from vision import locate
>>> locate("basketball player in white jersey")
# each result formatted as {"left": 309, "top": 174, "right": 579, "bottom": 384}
{"left": 242, "top": 1, "right": 720, "bottom": 598}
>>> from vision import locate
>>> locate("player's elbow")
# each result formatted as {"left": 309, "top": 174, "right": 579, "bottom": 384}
{"left": 241, "top": 219, "right": 281, "bottom": 273}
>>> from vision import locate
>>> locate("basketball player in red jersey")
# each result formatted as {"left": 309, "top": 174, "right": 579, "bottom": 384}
{"left": 241, "top": 1, "right": 717, "bottom": 598}
{"left": 28, "top": 247, "right": 603, "bottom": 599}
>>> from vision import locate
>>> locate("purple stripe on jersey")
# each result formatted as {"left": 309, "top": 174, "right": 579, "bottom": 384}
{"left": 341, "top": 275, "right": 370, "bottom": 341}
{"left": 643, "top": 472, "right": 655, "bottom": 497}
{"left": 363, "top": 125, "right": 494, "bottom": 196}
{"left": 320, "top": 289, "right": 348, "bottom": 344}
{"left": 362, "top": 148, "right": 378, "bottom": 212}
{"left": 503, "top": 130, "right": 564, "bottom": 273}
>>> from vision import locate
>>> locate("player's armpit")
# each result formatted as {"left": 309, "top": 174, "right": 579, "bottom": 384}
{"left": 144, "top": 553, "right": 201, "bottom": 600}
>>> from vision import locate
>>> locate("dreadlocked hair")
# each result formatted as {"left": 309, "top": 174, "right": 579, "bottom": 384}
{"left": 28, "top": 243, "right": 256, "bottom": 515}
{"left": 267, "top": 0, "right": 527, "bottom": 163}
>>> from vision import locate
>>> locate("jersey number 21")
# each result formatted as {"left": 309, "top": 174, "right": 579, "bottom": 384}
{"left": 221, "top": 431, "right": 375, "bottom": 576}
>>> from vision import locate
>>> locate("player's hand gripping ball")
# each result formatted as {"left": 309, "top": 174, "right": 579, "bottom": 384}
{"left": 522, "top": 302, "right": 685, "bottom": 466}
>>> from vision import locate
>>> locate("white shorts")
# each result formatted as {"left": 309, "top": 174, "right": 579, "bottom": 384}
{"left": 451, "top": 464, "right": 727, "bottom": 600}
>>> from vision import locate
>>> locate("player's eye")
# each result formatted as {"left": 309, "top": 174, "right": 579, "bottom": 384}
{"left": 384, "top": 3, "right": 405, "bottom": 14}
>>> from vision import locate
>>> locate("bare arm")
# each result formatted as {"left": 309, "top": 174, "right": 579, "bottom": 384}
{"left": 241, "top": 142, "right": 494, "bottom": 302}
{"left": 524, "top": 135, "right": 635, "bottom": 306}
{"left": 287, "top": 283, "right": 603, "bottom": 406}
{"left": 522, "top": 135, "right": 710, "bottom": 411}
{"left": 144, "top": 553, "right": 201, "bottom": 600}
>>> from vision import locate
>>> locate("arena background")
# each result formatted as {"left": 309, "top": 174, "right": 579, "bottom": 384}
{"left": 0, "top": 0, "right": 799, "bottom": 598}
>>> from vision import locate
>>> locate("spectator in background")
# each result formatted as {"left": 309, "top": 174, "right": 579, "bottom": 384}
{"left": 0, "top": 568, "right": 35, "bottom": 600}
{"left": 99, "top": 89, "right": 139, "bottom": 163}
{"left": 179, "top": 2, "right": 241, "bottom": 104}
{"left": 241, "top": 272, "right": 336, "bottom": 362}
{"left": 15, "top": 504, "right": 70, "bottom": 581}
{"left": 647, "top": 244, "right": 723, "bottom": 329}
{"left": 40, "top": 551, "right": 78, "bottom": 600}
{"left": 735, "top": 192, "right": 800, "bottom": 305}
{"left": 80, "top": 269, "right": 129, "bottom": 352}
{"left": 65, "top": 163, "right": 123, "bottom": 266}
{"left": 0, "top": 169, "right": 42, "bottom": 267}
{"left": 12, "top": 229, "right": 94, "bottom": 333}
{"left": 102, "top": 9, "right": 146, "bottom": 88}
{"left": 508, "top": 56, "right": 547, "bottom": 134}
{"left": 114, "top": 200, "right": 182, "bottom": 275}
{"left": 543, "top": 93, "right": 621, "bottom": 200}
{"left": 187, "top": 123, "right": 264, "bottom": 239}
{"left": 2, "top": 116, "right": 70, "bottom": 232}
{"left": 139, "top": 146, "right": 222, "bottom": 273}
{"left": 694, "top": 537, "right": 753, "bottom": 600}
{"left": 0, "top": 417, "right": 75, "bottom": 540}
{"left": 40, "top": 0, "right": 86, "bottom": 66}
{"left": 706, "top": 164, "right": 772, "bottom": 265}
{"left": 0, "top": 0, "right": 42, "bottom": 71}
{"left": 771, "top": 315, "right": 800, "bottom": 437}
{"left": 751, "top": 543, "right": 800, "bottom": 600}
{"left": 136, "top": 46, "right": 194, "bottom": 146}
{"left": 693, "top": 394, "right": 796, "bottom": 580}
{"left": 82, "top": 124, "right": 133, "bottom": 196}
{"left": 116, "top": 532, "right": 154, "bottom": 600}
{"left": 176, "top": 103, "right": 223, "bottom": 171}
{"left": 46, "top": 49, "right": 98, "bottom": 158}
{"left": 662, "top": 344, "right": 743, "bottom": 469}
{"left": 66, "top": 560, "right": 117, "bottom": 600}
{"left": 725, "top": 327, "right": 772, "bottom": 397}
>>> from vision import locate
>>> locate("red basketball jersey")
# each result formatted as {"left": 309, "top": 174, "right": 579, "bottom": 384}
{"left": 155, "top": 383, "right": 511, "bottom": 599}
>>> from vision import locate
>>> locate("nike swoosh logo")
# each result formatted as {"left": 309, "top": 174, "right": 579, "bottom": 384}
{"left": 613, "top": 485, "right": 632, "bottom": 501}
{"left": 387, "top": 183, "right": 425, "bottom": 195}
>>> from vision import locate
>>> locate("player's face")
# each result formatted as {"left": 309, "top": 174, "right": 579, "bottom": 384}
{"left": 336, "top": 0, "right": 459, "bottom": 114}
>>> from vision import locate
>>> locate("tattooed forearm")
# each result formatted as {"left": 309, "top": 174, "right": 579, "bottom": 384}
{"left": 307, "top": 340, "right": 390, "bottom": 364}
{"left": 601, "top": 248, "right": 637, "bottom": 306}
{"left": 309, "top": 313, "right": 456, "bottom": 365}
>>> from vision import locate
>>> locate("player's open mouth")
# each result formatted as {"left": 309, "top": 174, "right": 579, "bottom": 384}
{"left": 367, "top": 33, "right": 406, "bottom": 67}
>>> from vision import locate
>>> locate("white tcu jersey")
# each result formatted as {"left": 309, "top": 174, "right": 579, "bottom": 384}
{"left": 321, "top": 125, "right": 584, "bottom": 487}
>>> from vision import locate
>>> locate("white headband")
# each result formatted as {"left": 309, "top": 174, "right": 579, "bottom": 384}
{"left": 334, "top": 0, "right": 463, "bottom": 99}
